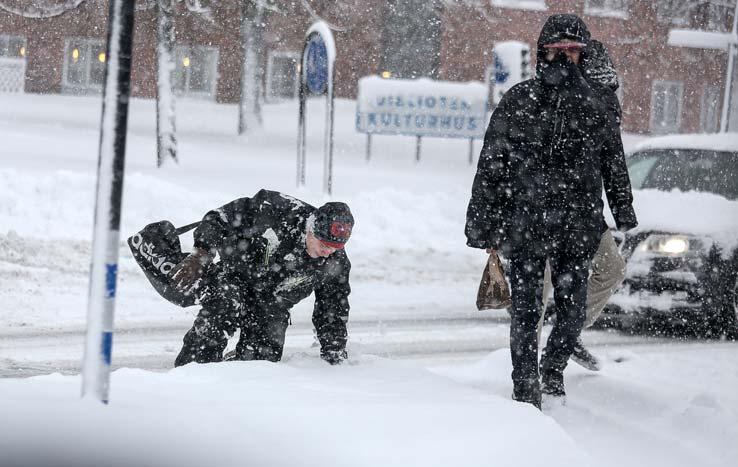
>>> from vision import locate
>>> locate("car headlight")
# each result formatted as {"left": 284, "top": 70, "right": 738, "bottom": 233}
{"left": 637, "top": 234, "right": 696, "bottom": 255}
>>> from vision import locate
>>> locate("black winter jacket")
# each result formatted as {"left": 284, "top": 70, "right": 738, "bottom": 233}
{"left": 193, "top": 189, "right": 351, "bottom": 354}
{"left": 465, "top": 14, "right": 636, "bottom": 251}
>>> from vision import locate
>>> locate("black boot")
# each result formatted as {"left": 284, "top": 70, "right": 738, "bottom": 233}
{"left": 540, "top": 350, "right": 567, "bottom": 398}
{"left": 512, "top": 378, "right": 542, "bottom": 410}
{"left": 570, "top": 337, "right": 601, "bottom": 371}
{"left": 540, "top": 369, "right": 565, "bottom": 397}
{"left": 174, "top": 319, "right": 228, "bottom": 367}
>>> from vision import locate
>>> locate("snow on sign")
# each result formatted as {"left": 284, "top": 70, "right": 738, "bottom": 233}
{"left": 356, "top": 76, "right": 487, "bottom": 139}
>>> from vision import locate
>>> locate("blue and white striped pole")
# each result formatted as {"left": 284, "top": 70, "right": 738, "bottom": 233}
{"left": 82, "top": 0, "right": 136, "bottom": 404}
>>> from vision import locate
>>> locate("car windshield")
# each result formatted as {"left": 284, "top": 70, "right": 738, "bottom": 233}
{"left": 627, "top": 149, "right": 738, "bottom": 200}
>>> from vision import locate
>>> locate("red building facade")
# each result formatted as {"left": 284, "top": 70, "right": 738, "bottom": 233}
{"left": 0, "top": 0, "right": 733, "bottom": 134}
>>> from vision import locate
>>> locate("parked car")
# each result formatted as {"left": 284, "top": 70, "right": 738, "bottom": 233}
{"left": 600, "top": 134, "right": 738, "bottom": 338}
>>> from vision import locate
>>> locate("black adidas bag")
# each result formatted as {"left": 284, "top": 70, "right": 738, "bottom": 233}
{"left": 127, "top": 220, "right": 202, "bottom": 307}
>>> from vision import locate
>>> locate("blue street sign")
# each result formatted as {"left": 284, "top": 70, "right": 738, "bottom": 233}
{"left": 305, "top": 33, "right": 328, "bottom": 95}
{"left": 493, "top": 51, "right": 509, "bottom": 84}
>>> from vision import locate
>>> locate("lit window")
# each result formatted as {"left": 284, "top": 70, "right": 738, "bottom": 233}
{"left": 63, "top": 38, "right": 106, "bottom": 94}
{"left": 173, "top": 45, "right": 219, "bottom": 99}
{"left": 0, "top": 35, "right": 27, "bottom": 59}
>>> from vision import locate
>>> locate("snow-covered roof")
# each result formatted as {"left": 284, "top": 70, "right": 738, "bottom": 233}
{"left": 667, "top": 29, "right": 736, "bottom": 50}
{"left": 631, "top": 133, "right": 738, "bottom": 154}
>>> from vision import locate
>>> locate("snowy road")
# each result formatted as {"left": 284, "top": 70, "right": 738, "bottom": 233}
{"left": 0, "top": 311, "right": 719, "bottom": 378}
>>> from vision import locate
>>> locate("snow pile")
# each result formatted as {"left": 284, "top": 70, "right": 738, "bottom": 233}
{"left": 435, "top": 347, "right": 738, "bottom": 467}
{"left": 0, "top": 356, "right": 590, "bottom": 467}
{"left": 0, "top": 167, "right": 470, "bottom": 258}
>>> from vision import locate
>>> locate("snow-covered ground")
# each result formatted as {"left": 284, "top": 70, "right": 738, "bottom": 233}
{"left": 1, "top": 93, "right": 736, "bottom": 467}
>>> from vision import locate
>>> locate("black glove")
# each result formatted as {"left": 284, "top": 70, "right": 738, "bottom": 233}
{"left": 170, "top": 249, "right": 213, "bottom": 296}
{"left": 613, "top": 204, "right": 638, "bottom": 233}
{"left": 321, "top": 349, "right": 347, "bottom": 366}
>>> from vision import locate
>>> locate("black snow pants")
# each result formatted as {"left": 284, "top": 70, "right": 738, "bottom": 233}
{"left": 174, "top": 271, "right": 290, "bottom": 367}
{"left": 506, "top": 229, "right": 601, "bottom": 401}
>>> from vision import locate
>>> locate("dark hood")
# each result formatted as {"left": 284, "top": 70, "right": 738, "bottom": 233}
{"left": 581, "top": 39, "right": 619, "bottom": 91}
{"left": 535, "top": 14, "right": 591, "bottom": 77}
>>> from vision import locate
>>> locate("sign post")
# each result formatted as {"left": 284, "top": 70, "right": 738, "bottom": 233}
{"left": 81, "top": 0, "right": 136, "bottom": 404}
{"left": 296, "top": 22, "right": 336, "bottom": 195}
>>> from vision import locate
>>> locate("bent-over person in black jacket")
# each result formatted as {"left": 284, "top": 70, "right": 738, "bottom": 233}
{"left": 172, "top": 189, "right": 353, "bottom": 367}
{"left": 465, "top": 14, "right": 637, "bottom": 409}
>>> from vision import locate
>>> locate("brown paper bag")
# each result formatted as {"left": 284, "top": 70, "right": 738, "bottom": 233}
{"left": 476, "top": 252, "right": 512, "bottom": 310}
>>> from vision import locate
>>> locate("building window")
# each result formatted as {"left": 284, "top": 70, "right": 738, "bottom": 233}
{"left": 655, "top": 0, "right": 690, "bottom": 25}
{"left": 491, "top": 0, "right": 547, "bottom": 11}
{"left": 380, "top": 0, "right": 441, "bottom": 79}
{"left": 0, "top": 35, "right": 26, "bottom": 58}
{"left": 62, "top": 38, "right": 106, "bottom": 94}
{"left": 0, "top": 35, "right": 27, "bottom": 93}
{"left": 173, "top": 45, "right": 219, "bottom": 99}
{"left": 266, "top": 51, "right": 299, "bottom": 101}
{"left": 700, "top": 86, "right": 720, "bottom": 133}
{"left": 650, "top": 80, "right": 683, "bottom": 134}
{"left": 695, "top": 2, "right": 733, "bottom": 32}
{"left": 653, "top": 0, "right": 731, "bottom": 29}
{"left": 584, "top": 0, "right": 628, "bottom": 19}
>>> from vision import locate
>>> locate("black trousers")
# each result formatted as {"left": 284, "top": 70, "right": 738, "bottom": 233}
{"left": 506, "top": 229, "right": 600, "bottom": 393}
{"left": 174, "top": 273, "right": 290, "bottom": 367}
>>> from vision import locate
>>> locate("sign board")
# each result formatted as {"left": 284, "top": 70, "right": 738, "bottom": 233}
{"left": 356, "top": 76, "right": 487, "bottom": 139}
{"left": 491, "top": 41, "right": 532, "bottom": 106}
{"left": 305, "top": 34, "right": 329, "bottom": 95}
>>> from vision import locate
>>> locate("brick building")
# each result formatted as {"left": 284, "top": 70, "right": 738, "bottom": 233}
{"left": 0, "top": 0, "right": 735, "bottom": 134}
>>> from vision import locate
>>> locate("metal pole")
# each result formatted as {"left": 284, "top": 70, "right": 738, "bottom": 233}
{"left": 324, "top": 82, "right": 335, "bottom": 196}
{"left": 300, "top": 96, "right": 307, "bottom": 186}
{"left": 366, "top": 134, "right": 372, "bottom": 162}
{"left": 297, "top": 36, "right": 308, "bottom": 188}
{"left": 415, "top": 135, "right": 422, "bottom": 162}
{"left": 720, "top": 1, "right": 738, "bottom": 132}
{"left": 468, "top": 138, "right": 474, "bottom": 165}
{"left": 81, "top": 0, "right": 135, "bottom": 404}
{"left": 297, "top": 79, "right": 306, "bottom": 187}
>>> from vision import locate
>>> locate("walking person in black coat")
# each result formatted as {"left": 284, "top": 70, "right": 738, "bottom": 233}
{"left": 465, "top": 14, "right": 637, "bottom": 409}
{"left": 171, "top": 189, "right": 354, "bottom": 367}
